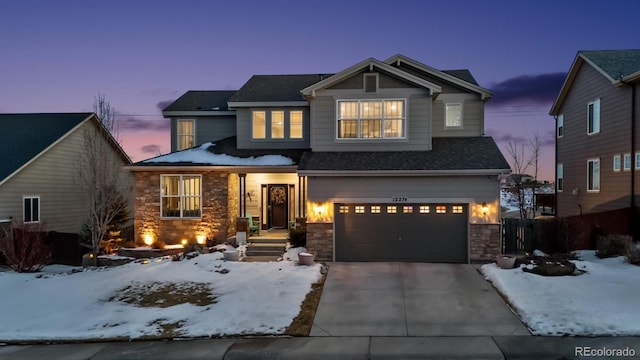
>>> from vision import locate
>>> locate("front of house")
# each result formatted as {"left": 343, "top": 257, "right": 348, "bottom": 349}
{"left": 129, "top": 55, "right": 510, "bottom": 262}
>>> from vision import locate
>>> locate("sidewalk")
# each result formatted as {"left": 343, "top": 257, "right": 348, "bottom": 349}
{"left": 2, "top": 336, "right": 639, "bottom": 359}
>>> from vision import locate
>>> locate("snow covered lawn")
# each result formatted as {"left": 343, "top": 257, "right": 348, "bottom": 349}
{"left": 481, "top": 251, "right": 640, "bottom": 336}
{"left": 0, "top": 252, "right": 322, "bottom": 341}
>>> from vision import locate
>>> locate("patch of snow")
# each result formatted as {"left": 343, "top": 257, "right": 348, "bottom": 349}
{"left": 0, "top": 253, "right": 322, "bottom": 340}
{"left": 532, "top": 249, "right": 547, "bottom": 257}
{"left": 143, "top": 142, "right": 294, "bottom": 166}
{"left": 283, "top": 247, "right": 307, "bottom": 262}
{"left": 481, "top": 250, "right": 640, "bottom": 336}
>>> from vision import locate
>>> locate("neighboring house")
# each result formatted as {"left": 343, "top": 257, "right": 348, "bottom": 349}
{"left": 550, "top": 50, "right": 640, "bottom": 241}
{"left": 0, "top": 113, "right": 133, "bottom": 234}
{"left": 129, "top": 55, "right": 510, "bottom": 263}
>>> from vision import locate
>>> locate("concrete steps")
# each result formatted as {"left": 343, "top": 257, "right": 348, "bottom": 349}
{"left": 246, "top": 237, "right": 287, "bottom": 256}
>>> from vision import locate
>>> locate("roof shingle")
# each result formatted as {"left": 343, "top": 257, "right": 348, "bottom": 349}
{"left": 580, "top": 50, "right": 640, "bottom": 80}
{"left": 163, "top": 91, "right": 237, "bottom": 112}
{"left": 229, "top": 74, "right": 332, "bottom": 103}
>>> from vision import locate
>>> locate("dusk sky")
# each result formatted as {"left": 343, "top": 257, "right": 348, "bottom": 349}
{"left": 2, "top": 0, "right": 639, "bottom": 181}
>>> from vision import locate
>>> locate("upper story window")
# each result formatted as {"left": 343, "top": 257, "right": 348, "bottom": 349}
{"left": 557, "top": 114, "right": 563, "bottom": 138}
{"left": 613, "top": 155, "right": 621, "bottom": 172}
{"left": 177, "top": 119, "right": 195, "bottom": 150}
{"left": 290, "top": 111, "right": 303, "bottom": 139}
{"left": 445, "top": 103, "right": 462, "bottom": 128}
{"left": 23, "top": 196, "right": 40, "bottom": 223}
{"left": 161, "top": 175, "right": 202, "bottom": 218}
{"left": 271, "top": 111, "right": 284, "bottom": 139}
{"left": 337, "top": 99, "right": 405, "bottom": 139}
{"left": 557, "top": 163, "right": 563, "bottom": 192}
{"left": 252, "top": 111, "right": 266, "bottom": 139}
{"left": 624, "top": 153, "right": 632, "bottom": 171}
{"left": 587, "top": 99, "right": 600, "bottom": 135}
{"left": 636, "top": 152, "right": 640, "bottom": 170}
{"left": 587, "top": 158, "right": 600, "bottom": 192}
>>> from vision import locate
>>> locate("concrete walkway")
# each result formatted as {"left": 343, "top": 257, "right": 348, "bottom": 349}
{"left": 2, "top": 336, "right": 639, "bottom": 359}
{"left": 310, "top": 263, "right": 529, "bottom": 336}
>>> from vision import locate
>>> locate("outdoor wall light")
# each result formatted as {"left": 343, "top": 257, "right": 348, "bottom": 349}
{"left": 481, "top": 202, "right": 489, "bottom": 216}
{"left": 196, "top": 234, "right": 206, "bottom": 245}
{"left": 181, "top": 239, "right": 188, "bottom": 246}
{"left": 313, "top": 204, "right": 325, "bottom": 216}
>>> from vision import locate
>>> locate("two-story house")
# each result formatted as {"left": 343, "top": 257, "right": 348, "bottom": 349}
{"left": 129, "top": 55, "right": 510, "bottom": 263}
{"left": 550, "top": 50, "right": 640, "bottom": 245}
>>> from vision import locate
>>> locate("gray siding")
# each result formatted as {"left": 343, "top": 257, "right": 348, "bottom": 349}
{"left": 0, "top": 122, "right": 134, "bottom": 233}
{"left": 310, "top": 88, "right": 432, "bottom": 152}
{"left": 236, "top": 108, "right": 311, "bottom": 149}
{"left": 432, "top": 93, "right": 484, "bottom": 137}
{"left": 170, "top": 116, "right": 237, "bottom": 152}
{"left": 557, "top": 63, "right": 633, "bottom": 216}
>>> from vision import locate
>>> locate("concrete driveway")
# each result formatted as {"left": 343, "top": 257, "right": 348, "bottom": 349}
{"left": 310, "top": 262, "right": 530, "bottom": 336}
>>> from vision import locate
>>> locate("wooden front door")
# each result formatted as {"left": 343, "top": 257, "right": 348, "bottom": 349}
{"left": 268, "top": 184, "right": 288, "bottom": 228}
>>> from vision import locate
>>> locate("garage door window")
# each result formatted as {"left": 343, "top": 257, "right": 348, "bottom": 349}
{"left": 436, "top": 205, "right": 447, "bottom": 214}
{"left": 387, "top": 206, "right": 397, "bottom": 214}
{"left": 452, "top": 205, "right": 463, "bottom": 214}
{"left": 403, "top": 206, "right": 413, "bottom": 213}
{"left": 371, "top": 205, "right": 381, "bottom": 214}
{"left": 339, "top": 205, "right": 349, "bottom": 213}
{"left": 355, "top": 205, "right": 365, "bottom": 214}
{"left": 419, "top": 205, "right": 430, "bottom": 214}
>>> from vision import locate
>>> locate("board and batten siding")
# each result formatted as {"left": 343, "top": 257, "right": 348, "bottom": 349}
{"left": 235, "top": 108, "right": 311, "bottom": 149}
{"left": 432, "top": 93, "right": 484, "bottom": 137}
{"left": 557, "top": 62, "right": 634, "bottom": 217}
{"left": 0, "top": 121, "right": 133, "bottom": 233}
{"left": 310, "top": 88, "right": 432, "bottom": 152}
{"left": 170, "top": 116, "right": 237, "bottom": 152}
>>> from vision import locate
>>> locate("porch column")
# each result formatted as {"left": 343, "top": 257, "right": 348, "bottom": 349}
{"left": 238, "top": 173, "right": 247, "bottom": 217}
{"left": 297, "top": 175, "right": 307, "bottom": 218}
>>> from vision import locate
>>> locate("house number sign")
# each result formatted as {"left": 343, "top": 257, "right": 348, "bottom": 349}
{"left": 392, "top": 196, "right": 408, "bottom": 202}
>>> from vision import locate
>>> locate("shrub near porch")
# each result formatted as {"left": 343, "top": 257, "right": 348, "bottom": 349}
{"left": 133, "top": 171, "right": 232, "bottom": 245}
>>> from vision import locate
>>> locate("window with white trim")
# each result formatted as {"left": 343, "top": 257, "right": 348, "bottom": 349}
{"left": 445, "top": 103, "right": 462, "bottom": 128}
{"left": 624, "top": 153, "right": 632, "bottom": 171}
{"left": 23, "top": 196, "right": 40, "bottom": 223}
{"left": 290, "top": 111, "right": 303, "bottom": 139}
{"left": 252, "top": 111, "right": 266, "bottom": 139}
{"left": 176, "top": 119, "right": 195, "bottom": 150}
{"left": 161, "top": 175, "right": 202, "bottom": 218}
{"left": 557, "top": 163, "right": 563, "bottom": 192}
{"left": 557, "top": 114, "right": 563, "bottom": 138}
{"left": 587, "top": 99, "right": 600, "bottom": 134}
{"left": 587, "top": 159, "right": 600, "bottom": 192}
{"left": 636, "top": 152, "right": 640, "bottom": 170}
{"left": 271, "top": 111, "right": 284, "bottom": 139}
{"left": 337, "top": 99, "right": 405, "bottom": 139}
{"left": 613, "top": 155, "right": 621, "bottom": 172}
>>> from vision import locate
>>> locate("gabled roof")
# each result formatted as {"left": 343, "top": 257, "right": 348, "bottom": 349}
{"left": 228, "top": 75, "right": 332, "bottom": 106}
{"left": 301, "top": 58, "right": 442, "bottom": 98}
{"left": 0, "top": 113, "right": 131, "bottom": 185}
{"left": 384, "top": 54, "right": 492, "bottom": 99}
{"left": 131, "top": 136, "right": 308, "bottom": 168}
{"left": 550, "top": 49, "right": 640, "bottom": 115}
{"left": 298, "top": 137, "right": 509, "bottom": 174}
{"left": 163, "top": 90, "right": 237, "bottom": 112}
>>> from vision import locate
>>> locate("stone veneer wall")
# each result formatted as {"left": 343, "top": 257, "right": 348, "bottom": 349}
{"left": 227, "top": 173, "right": 239, "bottom": 235}
{"left": 134, "top": 171, "right": 231, "bottom": 245}
{"left": 470, "top": 223, "right": 501, "bottom": 261}
{"left": 306, "top": 222, "right": 333, "bottom": 261}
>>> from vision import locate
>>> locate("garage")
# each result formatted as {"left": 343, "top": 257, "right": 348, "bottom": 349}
{"left": 334, "top": 203, "right": 468, "bottom": 263}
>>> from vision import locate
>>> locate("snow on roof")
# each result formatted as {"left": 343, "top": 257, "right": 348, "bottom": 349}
{"left": 143, "top": 142, "right": 295, "bottom": 166}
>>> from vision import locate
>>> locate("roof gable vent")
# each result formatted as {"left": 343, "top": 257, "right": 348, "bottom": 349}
{"left": 364, "top": 73, "right": 378, "bottom": 93}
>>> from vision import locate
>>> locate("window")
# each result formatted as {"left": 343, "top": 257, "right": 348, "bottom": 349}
{"left": 624, "top": 154, "right": 632, "bottom": 171}
{"left": 403, "top": 206, "right": 413, "bottom": 214}
{"left": 587, "top": 159, "right": 600, "bottom": 192}
{"left": 23, "top": 196, "right": 40, "bottom": 223}
{"left": 557, "top": 163, "right": 564, "bottom": 192}
{"left": 271, "top": 111, "right": 284, "bottom": 139}
{"left": 557, "top": 114, "right": 563, "bottom": 138}
{"left": 176, "top": 119, "right": 195, "bottom": 150}
{"left": 452, "top": 205, "right": 463, "bottom": 214}
{"left": 636, "top": 152, "right": 640, "bottom": 170}
{"left": 161, "top": 175, "right": 202, "bottom": 218}
{"left": 387, "top": 206, "right": 397, "bottom": 214}
{"left": 587, "top": 99, "right": 600, "bottom": 134}
{"left": 355, "top": 205, "right": 365, "bottom": 214}
{"left": 419, "top": 205, "right": 430, "bottom": 214}
{"left": 613, "top": 155, "right": 621, "bottom": 172}
{"left": 339, "top": 205, "right": 349, "bottom": 213}
{"left": 436, "top": 205, "right": 446, "bottom": 214}
{"left": 445, "top": 103, "right": 462, "bottom": 128}
{"left": 371, "top": 205, "right": 381, "bottom": 214}
{"left": 252, "top": 111, "right": 266, "bottom": 139}
{"left": 290, "top": 111, "right": 303, "bottom": 139}
{"left": 337, "top": 99, "right": 405, "bottom": 139}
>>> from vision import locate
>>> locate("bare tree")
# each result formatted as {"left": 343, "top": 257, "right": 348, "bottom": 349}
{"left": 77, "top": 94, "right": 129, "bottom": 265}
{"left": 528, "top": 132, "right": 542, "bottom": 217}
{"left": 506, "top": 141, "right": 534, "bottom": 219}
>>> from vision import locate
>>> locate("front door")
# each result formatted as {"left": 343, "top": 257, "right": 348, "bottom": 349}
{"left": 268, "top": 184, "right": 288, "bottom": 228}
